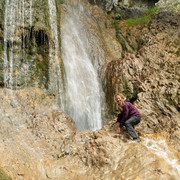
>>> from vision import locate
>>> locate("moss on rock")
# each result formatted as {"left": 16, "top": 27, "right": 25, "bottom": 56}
{"left": 0, "top": 169, "right": 11, "bottom": 180}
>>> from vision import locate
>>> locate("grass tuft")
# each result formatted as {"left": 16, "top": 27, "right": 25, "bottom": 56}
{"left": 126, "top": 7, "right": 160, "bottom": 26}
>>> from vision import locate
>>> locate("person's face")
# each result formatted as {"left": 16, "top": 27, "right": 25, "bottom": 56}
{"left": 115, "top": 95, "right": 122, "bottom": 104}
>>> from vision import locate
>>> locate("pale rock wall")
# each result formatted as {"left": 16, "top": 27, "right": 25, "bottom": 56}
{"left": 156, "top": 0, "right": 180, "bottom": 13}
{"left": 88, "top": 0, "right": 119, "bottom": 12}
{"left": 88, "top": 0, "right": 159, "bottom": 12}
{"left": 88, "top": 0, "right": 180, "bottom": 12}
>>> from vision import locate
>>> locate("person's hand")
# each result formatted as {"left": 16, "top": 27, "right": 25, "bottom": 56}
{"left": 116, "top": 127, "right": 121, "bottom": 134}
{"left": 113, "top": 118, "right": 117, "bottom": 122}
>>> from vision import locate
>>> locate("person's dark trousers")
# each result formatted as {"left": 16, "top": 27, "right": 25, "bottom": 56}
{"left": 124, "top": 116, "right": 141, "bottom": 139}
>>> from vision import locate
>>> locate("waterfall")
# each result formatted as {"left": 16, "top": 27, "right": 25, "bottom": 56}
{"left": 48, "top": 0, "right": 64, "bottom": 108}
{"left": 3, "top": 0, "right": 17, "bottom": 89}
{"left": 3, "top": 0, "right": 104, "bottom": 130}
{"left": 3, "top": 0, "right": 33, "bottom": 90}
{"left": 61, "top": 1, "right": 103, "bottom": 130}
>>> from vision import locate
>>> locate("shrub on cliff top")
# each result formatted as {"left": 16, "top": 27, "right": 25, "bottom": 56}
{"left": 126, "top": 7, "right": 160, "bottom": 26}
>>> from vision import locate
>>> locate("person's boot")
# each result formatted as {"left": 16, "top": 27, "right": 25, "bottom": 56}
{"left": 133, "top": 137, "right": 140, "bottom": 142}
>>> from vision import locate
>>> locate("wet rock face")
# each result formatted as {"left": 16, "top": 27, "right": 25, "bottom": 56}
{"left": 0, "top": 0, "right": 62, "bottom": 97}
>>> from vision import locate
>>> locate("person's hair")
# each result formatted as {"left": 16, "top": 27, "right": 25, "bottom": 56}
{"left": 114, "top": 93, "right": 125, "bottom": 112}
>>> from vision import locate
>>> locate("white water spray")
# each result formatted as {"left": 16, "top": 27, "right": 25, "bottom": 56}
{"left": 48, "top": 0, "right": 64, "bottom": 108}
{"left": 3, "top": 0, "right": 17, "bottom": 89}
{"left": 144, "top": 138, "right": 180, "bottom": 175}
{"left": 3, "top": 0, "right": 34, "bottom": 91}
{"left": 61, "top": 1, "right": 103, "bottom": 130}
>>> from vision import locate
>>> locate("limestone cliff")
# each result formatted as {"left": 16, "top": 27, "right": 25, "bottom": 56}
{"left": 98, "top": 4, "right": 180, "bottom": 146}
{"left": 0, "top": 0, "right": 180, "bottom": 179}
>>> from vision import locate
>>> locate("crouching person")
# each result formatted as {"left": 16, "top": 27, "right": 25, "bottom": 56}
{"left": 113, "top": 93, "right": 141, "bottom": 142}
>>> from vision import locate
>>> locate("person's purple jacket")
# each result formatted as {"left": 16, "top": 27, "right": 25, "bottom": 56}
{"left": 119, "top": 102, "right": 141, "bottom": 128}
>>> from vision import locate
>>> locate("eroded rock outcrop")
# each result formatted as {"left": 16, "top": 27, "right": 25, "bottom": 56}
{"left": 104, "top": 11, "right": 180, "bottom": 141}
{"left": 0, "top": 88, "right": 179, "bottom": 179}
{"left": 0, "top": 0, "right": 180, "bottom": 179}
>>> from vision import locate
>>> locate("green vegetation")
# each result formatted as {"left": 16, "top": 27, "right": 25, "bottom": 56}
{"left": 126, "top": 7, "right": 160, "bottom": 26}
{"left": 114, "top": 13, "right": 122, "bottom": 20}
{"left": 111, "top": 8, "right": 158, "bottom": 53}
{"left": 35, "top": 45, "right": 49, "bottom": 89}
{"left": 56, "top": 0, "right": 62, "bottom": 50}
{"left": 173, "top": 3, "right": 179, "bottom": 7}
{"left": 176, "top": 48, "right": 180, "bottom": 57}
{"left": 0, "top": 169, "right": 11, "bottom": 180}
{"left": 174, "top": 39, "right": 180, "bottom": 46}
{"left": 22, "top": 29, "right": 50, "bottom": 89}
{"left": 126, "top": 15, "right": 151, "bottom": 26}
{"left": 104, "top": 21, "right": 108, "bottom": 29}
{"left": 113, "top": 21, "right": 128, "bottom": 53}
{"left": 97, "top": 22, "right": 103, "bottom": 35}
{"left": 0, "top": 42, "right": 3, "bottom": 56}
{"left": 122, "top": 79, "right": 131, "bottom": 97}
{"left": 145, "top": 7, "right": 160, "bottom": 16}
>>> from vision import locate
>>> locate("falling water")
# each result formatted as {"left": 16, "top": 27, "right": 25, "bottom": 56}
{"left": 61, "top": 1, "right": 103, "bottom": 130}
{"left": 3, "top": 0, "right": 63, "bottom": 105}
{"left": 3, "top": 0, "right": 104, "bottom": 130}
{"left": 3, "top": 0, "right": 17, "bottom": 89}
{"left": 48, "top": 0, "right": 64, "bottom": 108}
{"left": 3, "top": 0, "right": 33, "bottom": 90}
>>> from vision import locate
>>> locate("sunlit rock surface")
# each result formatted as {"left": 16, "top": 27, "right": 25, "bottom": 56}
{"left": 103, "top": 11, "right": 180, "bottom": 150}
{"left": 0, "top": 88, "right": 179, "bottom": 179}
{"left": 0, "top": 0, "right": 180, "bottom": 179}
